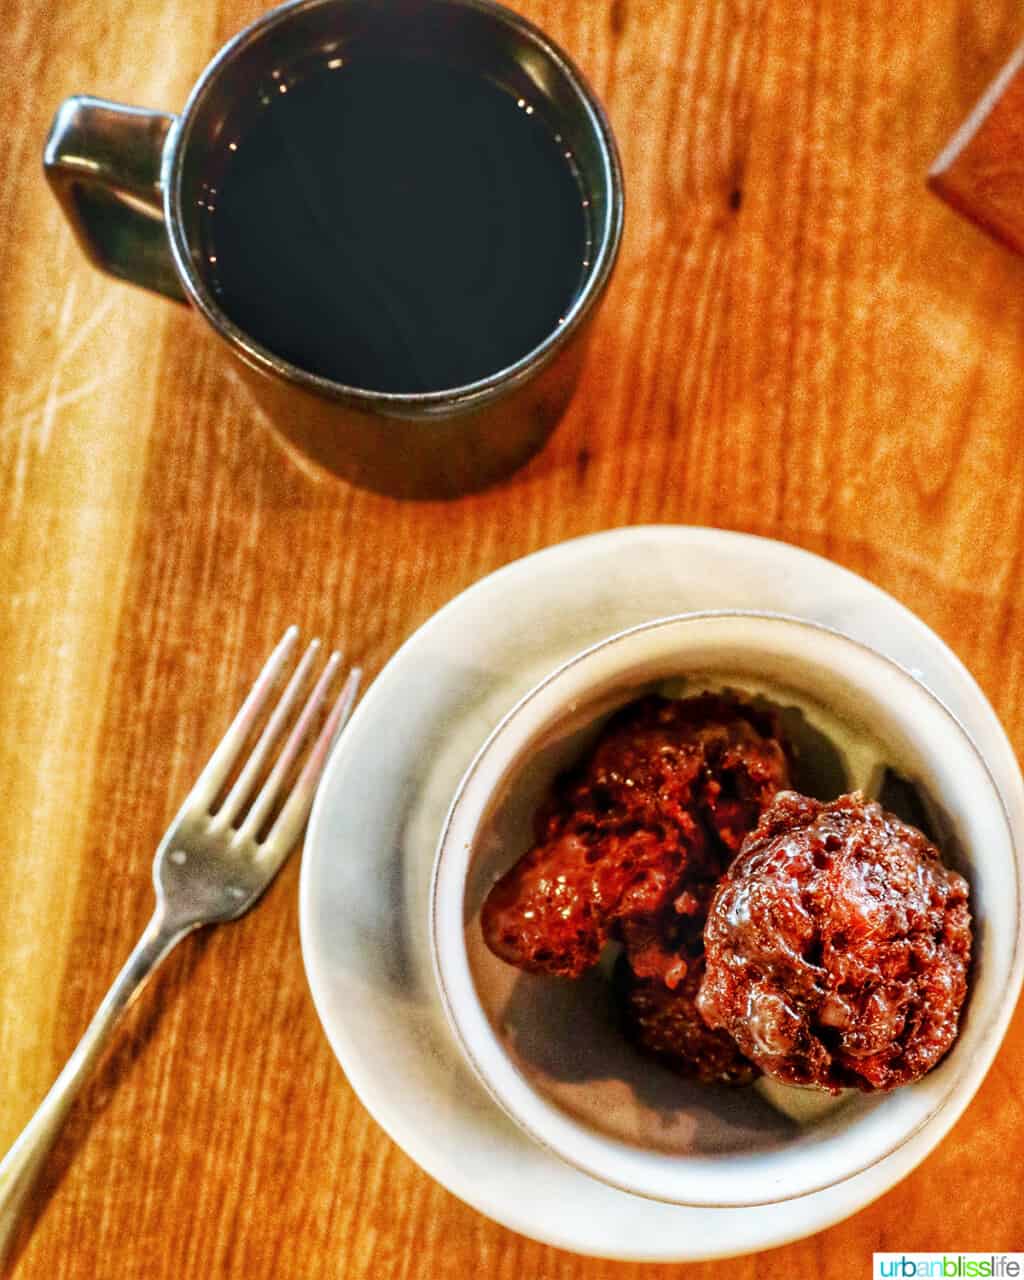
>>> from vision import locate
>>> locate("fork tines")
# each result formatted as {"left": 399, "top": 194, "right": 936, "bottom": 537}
{"left": 198, "top": 627, "right": 361, "bottom": 852}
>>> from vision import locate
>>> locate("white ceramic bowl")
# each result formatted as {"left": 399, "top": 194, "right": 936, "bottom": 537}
{"left": 430, "top": 612, "right": 1020, "bottom": 1208}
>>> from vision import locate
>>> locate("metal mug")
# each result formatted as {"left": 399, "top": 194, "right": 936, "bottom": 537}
{"left": 44, "top": 0, "right": 623, "bottom": 499}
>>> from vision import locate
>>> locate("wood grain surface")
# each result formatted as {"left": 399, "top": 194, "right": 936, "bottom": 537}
{"left": 2, "top": 0, "right": 1024, "bottom": 1275}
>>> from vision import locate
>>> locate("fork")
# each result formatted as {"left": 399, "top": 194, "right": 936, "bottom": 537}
{"left": 0, "top": 627, "right": 360, "bottom": 1263}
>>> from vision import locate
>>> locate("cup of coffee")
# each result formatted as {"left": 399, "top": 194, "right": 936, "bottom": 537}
{"left": 44, "top": 0, "right": 623, "bottom": 498}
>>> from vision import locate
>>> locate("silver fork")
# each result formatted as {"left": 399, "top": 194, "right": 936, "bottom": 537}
{"left": 0, "top": 628, "right": 360, "bottom": 1263}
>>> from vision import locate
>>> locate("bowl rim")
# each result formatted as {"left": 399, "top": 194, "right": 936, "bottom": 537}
{"left": 429, "top": 609, "right": 1022, "bottom": 1207}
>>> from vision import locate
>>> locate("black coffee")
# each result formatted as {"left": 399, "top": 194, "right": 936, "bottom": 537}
{"left": 200, "top": 56, "right": 590, "bottom": 393}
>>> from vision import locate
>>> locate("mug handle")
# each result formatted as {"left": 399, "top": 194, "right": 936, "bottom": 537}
{"left": 43, "top": 96, "right": 186, "bottom": 301}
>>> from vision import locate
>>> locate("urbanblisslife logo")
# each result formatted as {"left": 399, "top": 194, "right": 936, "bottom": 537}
{"left": 874, "top": 1257, "right": 1024, "bottom": 1278}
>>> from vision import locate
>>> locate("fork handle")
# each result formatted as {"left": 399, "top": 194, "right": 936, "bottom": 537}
{"left": 0, "top": 911, "right": 190, "bottom": 1265}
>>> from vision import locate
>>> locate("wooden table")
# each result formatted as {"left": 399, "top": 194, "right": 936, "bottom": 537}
{"left": 2, "top": 1, "right": 1023, "bottom": 1274}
